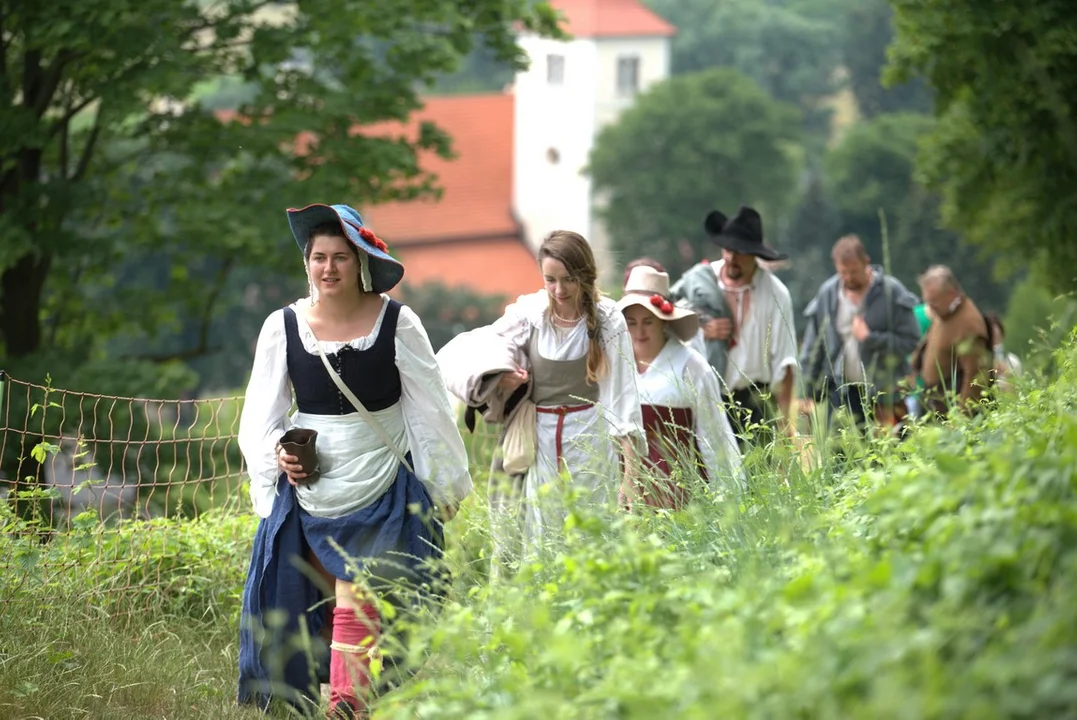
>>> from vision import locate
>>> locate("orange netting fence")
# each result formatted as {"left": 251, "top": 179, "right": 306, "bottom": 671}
{"left": 0, "top": 372, "right": 501, "bottom": 620}
{"left": 0, "top": 372, "right": 256, "bottom": 619}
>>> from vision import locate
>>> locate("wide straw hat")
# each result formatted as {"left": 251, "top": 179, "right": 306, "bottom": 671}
{"left": 616, "top": 266, "right": 700, "bottom": 342}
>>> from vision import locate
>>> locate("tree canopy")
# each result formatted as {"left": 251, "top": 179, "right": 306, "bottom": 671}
{"left": 589, "top": 68, "right": 801, "bottom": 279}
{"left": 886, "top": 0, "right": 1077, "bottom": 292}
{"left": 645, "top": 0, "right": 840, "bottom": 144}
{"left": 823, "top": 112, "right": 1006, "bottom": 308}
{"left": 841, "top": 0, "right": 931, "bottom": 119}
{"left": 0, "top": 0, "right": 560, "bottom": 375}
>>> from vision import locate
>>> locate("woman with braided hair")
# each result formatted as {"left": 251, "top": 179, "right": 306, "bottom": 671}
{"left": 441, "top": 231, "right": 643, "bottom": 561}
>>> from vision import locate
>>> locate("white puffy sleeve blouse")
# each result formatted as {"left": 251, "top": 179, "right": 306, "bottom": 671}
{"left": 237, "top": 298, "right": 472, "bottom": 518}
{"left": 488, "top": 291, "right": 644, "bottom": 442}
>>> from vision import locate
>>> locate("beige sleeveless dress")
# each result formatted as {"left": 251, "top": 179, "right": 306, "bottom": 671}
{"left": 488, "top": 325, "right": 615, "bottom": 568}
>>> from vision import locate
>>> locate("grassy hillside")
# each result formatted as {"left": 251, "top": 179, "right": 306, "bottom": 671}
{"left": 2, "top": 333, "right": 1075, "bottom": 718}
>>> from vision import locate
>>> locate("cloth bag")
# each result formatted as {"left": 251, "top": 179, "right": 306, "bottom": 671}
{"left": 500, "top": 398, "right": 536, "bottom": 476}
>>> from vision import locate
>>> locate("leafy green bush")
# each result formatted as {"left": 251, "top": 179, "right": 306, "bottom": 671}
{"left": 1003, "top": 273, "right": 1077, "bottom": 367}
{"left": 395, "top": 281, "right": 508, "bottom": 353}
{"left": 3, "top": 333, "right": 1076, "bottom": 718}
{"left": 0, "top": 503, "right": 256, "bottom": 622}
{"left": 377, "top": 331, "right": 1077, "bottom": 719}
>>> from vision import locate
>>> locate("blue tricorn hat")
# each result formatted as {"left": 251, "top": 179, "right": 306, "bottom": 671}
{"left": 286, "top": 203, "right": 404, "bottom": 294}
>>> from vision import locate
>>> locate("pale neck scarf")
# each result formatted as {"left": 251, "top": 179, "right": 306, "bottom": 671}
{"left": 717, "top": 266, "right": 755, "bottom": 332}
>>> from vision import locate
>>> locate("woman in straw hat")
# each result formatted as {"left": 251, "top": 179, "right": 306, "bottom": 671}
{"left": 618, "top": 265, "right": 745, "bottom": 509}
{"left": 236, "top": 203, "right": 472, "bottom": 718}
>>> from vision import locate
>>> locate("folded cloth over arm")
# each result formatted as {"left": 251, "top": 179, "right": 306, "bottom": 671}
{"left": 437, "top": 328, "right": 517, "bottom": 402}
{"left": 436, "top": 299, "right": 533, "bottom": 425}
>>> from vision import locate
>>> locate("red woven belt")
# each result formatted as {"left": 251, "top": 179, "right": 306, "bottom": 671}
{"left": 536, "top": 403, "right": 594, "bottom": 468}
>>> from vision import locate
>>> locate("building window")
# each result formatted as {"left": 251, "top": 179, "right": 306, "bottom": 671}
{"left": 616, "top": 56, "right": 640, "bottom": 96}
{"left": 547, "top": 54, "right": 565, "bottom": 85}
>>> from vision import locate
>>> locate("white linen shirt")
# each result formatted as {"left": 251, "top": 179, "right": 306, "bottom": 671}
{"left": 238, "top": 296, "right": 473, "bottom": 519}
{"left": 489, "top": 291, "right": 644, "bottom": 442}
{"left": 487, "top": 291, "right": 644, "bottom": 540}
{"left": 703, "top": 261, "right": 799, "bottom": 393}
{"left": 636, "top": 339, "right": 746, "bottom": 492}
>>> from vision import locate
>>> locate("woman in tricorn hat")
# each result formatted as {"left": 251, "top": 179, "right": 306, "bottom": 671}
{"left": 236, "top": 203, "right": 472, "bottom": 717}
{"left": 618, "top": 265, "right": 744, "bottom": 508}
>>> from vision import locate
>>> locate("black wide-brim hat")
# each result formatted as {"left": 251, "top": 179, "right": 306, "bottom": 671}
{"left": 705, "top": 205, "right": 788, "bottom": 262}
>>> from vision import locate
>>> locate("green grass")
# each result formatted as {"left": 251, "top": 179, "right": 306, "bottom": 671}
{"left": 0, "top": 606, "right": 261, "bottom": 720}
{"left": 2, "top": 333, "right": 1076, "bottom": 718}
{"left": 376, "top": 337, "right": 1077, "bottom": 718}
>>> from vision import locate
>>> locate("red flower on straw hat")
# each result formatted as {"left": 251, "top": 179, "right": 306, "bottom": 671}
{"left": 648, "top": 294, "right": 674, "bottom": 314}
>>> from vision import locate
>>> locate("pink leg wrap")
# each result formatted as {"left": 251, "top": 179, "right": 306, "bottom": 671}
{"left": 328, "top": 603, "right": 381, "bottom": 716}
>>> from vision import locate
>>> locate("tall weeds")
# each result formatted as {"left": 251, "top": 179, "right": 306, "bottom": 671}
{"left": 1, "top": 333, "right": 1075, "bottom": 719}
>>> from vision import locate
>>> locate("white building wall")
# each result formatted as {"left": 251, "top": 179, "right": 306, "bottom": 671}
{"left": 589, "top": 36, "right": 671, "bottom": 286}
{"left": 513, "top": 35, "right": 599, "bottom": 255}
{"left": 593, "top": 37, "right": 670, "bottom": 131}
{"left": 513, "top": 32, "right": 671, "bottom": 288}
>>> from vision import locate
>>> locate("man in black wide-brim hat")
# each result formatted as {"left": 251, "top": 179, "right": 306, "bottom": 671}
{"left": 671, "top": 205, "right": 798, "bottom": 450}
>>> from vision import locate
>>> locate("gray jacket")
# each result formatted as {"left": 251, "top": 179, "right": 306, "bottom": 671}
{"left": 670, "top": 262, "right": 729, "bottom": 376}
{"left": 800, "top": 267, "right": 921, "bottom": 396}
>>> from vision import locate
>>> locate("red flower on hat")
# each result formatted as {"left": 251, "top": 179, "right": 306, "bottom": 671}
{"left": 358, "top": 226, "right": 388, "bottom": 253}
{"left": 648, "top": 294, "right": 674, "bottom": 314}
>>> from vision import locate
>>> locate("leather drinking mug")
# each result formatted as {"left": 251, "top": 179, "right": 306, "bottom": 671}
{"left": 278, "top": 428, "right": 320, "bottom": 485}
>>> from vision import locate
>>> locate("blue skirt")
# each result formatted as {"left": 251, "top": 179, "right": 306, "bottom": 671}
{"left": 237, "top": 457, "right": 445, "bottom": 711}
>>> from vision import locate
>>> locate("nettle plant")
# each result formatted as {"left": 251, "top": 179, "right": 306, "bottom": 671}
{"left": 374, "top": 334, "right": 1077, "bottom": 719}
{"left": 5, "top": 385, "right": 98, "bottom": 532}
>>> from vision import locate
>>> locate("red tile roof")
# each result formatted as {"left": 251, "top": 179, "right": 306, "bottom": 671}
{"left": 362, "top": 93, "right": 518, "bottom": 247}
{"left": 391, "top": 236, "right": 539, "bottom": 301}
{"left": 551, "top": 0, "right": 676, "bottom": 38}
{"left": 220, "top": 94, "right": 530, "bottom": 297}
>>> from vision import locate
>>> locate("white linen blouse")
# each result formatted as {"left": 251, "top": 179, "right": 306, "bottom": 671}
{"left": 488, "top": 291, "right": 644, "bottom": 540}
{"left": 636, "top": 339, "right": 746, "bottom": 493}
{"left": 238, "top": 296, "right": 473, "bottom": 519}
{"left": 490, "top": 291, "right": 644, "bottom": 441}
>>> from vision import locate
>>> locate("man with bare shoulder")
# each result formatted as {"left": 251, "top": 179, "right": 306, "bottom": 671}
{"left": 912, "top": 265, "right": 995, "bottom": 416}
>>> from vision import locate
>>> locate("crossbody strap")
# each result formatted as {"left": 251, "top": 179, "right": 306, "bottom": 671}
{"left": 295, "top": 309, "right": 414, "bottom": 474}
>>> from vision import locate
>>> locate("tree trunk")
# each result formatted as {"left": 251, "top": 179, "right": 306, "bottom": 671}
{"left": 1, "top": 135, "right": 48, "bottom": 358}
{"left": 0, "top": 252, "right": 51, "bottom": 358}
